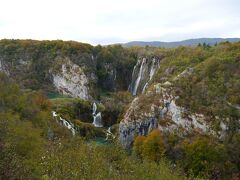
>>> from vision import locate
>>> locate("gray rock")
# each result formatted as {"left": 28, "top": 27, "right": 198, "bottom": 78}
{"left": 119, "top": 118, "right": 158, "bottom": 149}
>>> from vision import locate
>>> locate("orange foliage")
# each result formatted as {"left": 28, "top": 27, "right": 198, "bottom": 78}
{"left": 133, "top": 129, "right": 166, "bottom": 162}
{"left": 133, "top": 135, "right": 146, "bottom": 157}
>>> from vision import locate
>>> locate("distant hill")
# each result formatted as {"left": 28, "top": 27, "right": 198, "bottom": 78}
{"left": 122, "top": 38, "right": 240, "bottom": 48}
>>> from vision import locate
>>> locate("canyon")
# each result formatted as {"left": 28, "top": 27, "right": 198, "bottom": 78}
{"left": 0, "top": 39, "right": 239, "bottom": 149}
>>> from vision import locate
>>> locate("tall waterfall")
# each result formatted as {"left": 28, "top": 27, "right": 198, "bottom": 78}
{"left": 132, "top": 58, "right": 147, "bottom": 96}
{"left": 142, "top": 58, "right": 160, "bottom": 93}
{"left": 93, "top": 102, "right": 97, "bottom": 115}
{"left": 92, "top": 103, "right": 103, "bottom": 127}
{"left": 129, "top": 57, "right": 160, "bottom": 96}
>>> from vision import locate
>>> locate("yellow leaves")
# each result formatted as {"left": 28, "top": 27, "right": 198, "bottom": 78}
{"left": 142, "top": 129, "right": 165, "bottom": 162}
{"left": 133, "top": 135, "right": 146, "bottom": 157}
{"left": 133, "top": 129, "right": 166, "bottom": 162}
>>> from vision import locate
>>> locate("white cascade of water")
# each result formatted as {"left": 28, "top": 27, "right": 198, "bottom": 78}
{"left": 149, "top": 58, "right": 157, "bottom": 80}
{"left": 142, "top": 82, "right": 149, "bottom": 94}
{"left": 132, "top": 58, "right": 147, "bottom": 96}
{"left": 93, "top": 112, "right": 103, "bottom": 127}
{"left": 51, "top": 111, "right": 75, "bottom": 136}
{"left": 141, "top": 58, "right": 160, "bottom": 94}
{"left": 128, "top": 61, "right": 139, "bottom": 92}
{"left": 93, "top": 102, "right": 97, "bottom": 115}
{"left": 92, "top": 103, "right": 103, "bottom": 127}
{"left": 105, "top": 127, "right": 116, "bottom": 140}
{"left": 52, "top": 111, "right": 58, "bottom": 117}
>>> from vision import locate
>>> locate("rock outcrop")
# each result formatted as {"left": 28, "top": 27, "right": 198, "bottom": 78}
{"left": 52, "top": 58, "right": 90, "bottom": 100}
{"left": 120, "top": 68, "right": 229, "bottom": 149}
{"left": 0, "top": 60, "right": 8, "bottom": 75}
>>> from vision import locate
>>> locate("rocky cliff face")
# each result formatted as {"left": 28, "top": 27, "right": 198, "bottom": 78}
{"left": 97, "top": 63, "right": 117, "bottom": 91}
{"left": 52, "top": 58, "right": 91, "bottom": 100}
{"left": 120, "top": 69, "right": 229, "bottom": 149}
{"left": 0, "top": 54, "right": 30, "bottom": 79}
{"left": 0, "top": 53, "right": 93, "bottom": 100}
{"left": 0, "top": 40, "right": 136, "bottom": 100}
{"left": 129, "top": 57, "right": 160, "bottom": 96}
{"left": 0, "top": 60, "right": 9, "bottom": 75}
{"left": 119, "top": 97, "right": 158, "bottom": 148}
{"left": 0, "top": 40, "right": 93, "bottom": 99}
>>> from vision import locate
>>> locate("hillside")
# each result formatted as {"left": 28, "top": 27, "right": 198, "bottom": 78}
{"left": 0, "top": 39, "right": 239, "bottom": 179}
{"left": 123, "top": 38, "right": 240, "bottom": 48}
{"left": 0, "top": 39, "right": 136, "bottom": 97}
{"left": 0, "top": 73, "right": 187, "bottom": 179}
{"left": 120, "top": 42, "right": 240, "bottom": 178}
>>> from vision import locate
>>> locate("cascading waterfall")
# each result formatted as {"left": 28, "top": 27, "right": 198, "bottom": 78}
{"left": 52, "top": 111, "right": 76, "bottom": 136}
{"left": 93, "top": 102, "right": 97, "bottom": 115}
{"left": 93, "top": 112, "right": 103, "bottom": 127}
{"left": 142, "top": 82, "right": 149, "bottom": 94}
{"left": 105, "top": 126, "right": 116, "bottom": 140}
{"left": 129, "top": 57, "right": 160, "bottom": 96}
{"left": 132, "top": 58, "right": 147, "bottom": 96}
{"left": 52, "top": 109, "right": 115, "bottom": 140}
{"left": 92, "top": 102, "right": 103, "bottom": 127}
{"left": 142, "top": 58, "right": 160, "bottom": 93}
{"left": 149, "top": 58, "right": 159, "bottom": 80}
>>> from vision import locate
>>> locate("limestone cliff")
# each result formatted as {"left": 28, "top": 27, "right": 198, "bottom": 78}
{"left": 120, "top": 68, "right": 230, "bottom": 148}
{"left": 52, "top": 58, "right": 91, "bottom": 100}
{"left": 0, "top": 40, "right": 135, "bottom": 99}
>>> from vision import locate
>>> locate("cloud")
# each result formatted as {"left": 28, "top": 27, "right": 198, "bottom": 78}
{"left": 0, "top": 0, "right": 239, "bottom": 44}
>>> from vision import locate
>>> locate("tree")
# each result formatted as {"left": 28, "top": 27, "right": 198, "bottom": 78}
{"left": 133, "top": 135, "right": 146, "bottom": 158}
{"left": 142, "top": 129, "right": 165, "bottom": 162}
{"left": 181, "top": 137, "right": 227, "bottom": 178}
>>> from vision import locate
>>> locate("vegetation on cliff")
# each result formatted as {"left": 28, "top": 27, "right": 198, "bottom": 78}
{"left": 126, "top": 42, "right": 240, "bottom": 179}
{"left": 0, "top": 39, "right": 136, "bottom": 97}
{"left": 0, "top": 72, "right": 185, "bottom": 179}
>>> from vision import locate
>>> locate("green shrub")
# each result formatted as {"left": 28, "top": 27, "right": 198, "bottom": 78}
{"left": 180, "top": 137, "right": 227, "bottom": 178}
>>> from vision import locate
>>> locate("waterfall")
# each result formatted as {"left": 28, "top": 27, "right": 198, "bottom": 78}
{"left": 93, "top": 112, "right": 103, "bottom": 127}
{"left": 105, "top": 127, "right": 116, "bottom": 140}
{"left": 132, "top": 58, "right": 147, "bottom": 96}
{"left": 128, "top": 61, "right": 139, "bottom": 92}
{"left": 149, "top": 58, "right": 158, "bottom": 80}
{"left": 52, "top": 111, "right": 58, "bottom": 117}
{"left": 129, "top": 57, "right": 160, "bottom": 96}
{"left": 93, "top": 102, "right": 97, "bottom": 115}
{"left": 142, "top": 58, "right": 160, "bottom": 94}
{"left": 52, "top": 111, "right": 75, "bottom": 136}
{"left": 142, "top": 82, "right": 149, "bottom": 94}
{"left": 92, "top": 103, "right": 103, "bottom": 127}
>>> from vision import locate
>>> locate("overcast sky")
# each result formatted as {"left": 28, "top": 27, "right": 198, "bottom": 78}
{"left": 0, "top": 0, "right": 239, "bottom": 45}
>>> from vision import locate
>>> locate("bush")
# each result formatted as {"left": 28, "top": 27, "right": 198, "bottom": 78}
{"left": 142, "top": 129, "right": 166, "bottom": 162}
{"left": 74, "top": 120, "right": 105, "bottom": 139}
{"left": 180, "top": 137, "right": 227, "bottom": 178}
{"left": 133, "top": 135, "right": 146, "bottom": 158}
{"left": 133, "top": 129, "right": 166, "bottom": 162}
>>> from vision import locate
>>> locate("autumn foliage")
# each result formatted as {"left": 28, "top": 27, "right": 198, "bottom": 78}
{"left": 133, "top": 129, "right": 165, "bottom": 162}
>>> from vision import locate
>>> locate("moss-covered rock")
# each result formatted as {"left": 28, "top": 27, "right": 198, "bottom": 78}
{"left": 74, "top": 120, "right": 105, "bottom": 139}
